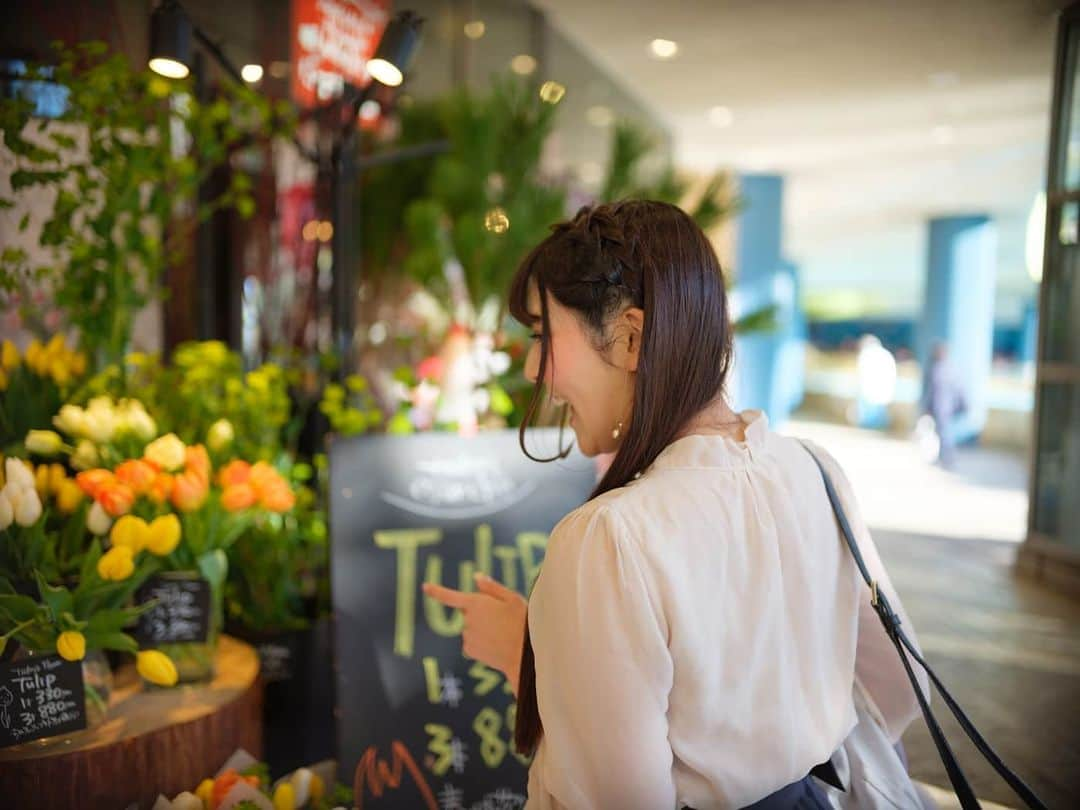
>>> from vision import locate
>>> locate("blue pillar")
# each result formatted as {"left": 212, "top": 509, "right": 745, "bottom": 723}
{"left": 732, "top": 174, "right": 803, "bottom": 424}
{"left": 919, "top": 216, "right": 997, "bottom": 443}
{"left": 1020, "top": 298, "right": 1039, "bottom": 367}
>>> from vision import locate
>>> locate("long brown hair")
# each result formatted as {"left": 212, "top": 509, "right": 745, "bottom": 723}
{"left": 506, "top": 200, "right": 735, "bottom": 755}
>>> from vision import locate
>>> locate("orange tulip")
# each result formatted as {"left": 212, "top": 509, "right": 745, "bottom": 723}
{"left": 248, "top": 461, "right": 279, "bottom": 495}
{"left": 221, "top": 482, "right": 257, "bottom": 512}
{"left": 218, "top": 459, "right": 252, "bottom": 489}
{"left": 259, "top": 481, "right": 295, "bottom": 513}
{"left": 184, "top": 444, "right": 211, "bottom": 483}
{"left": 76, "top": 469, "right": 115, "bottom": 499}
{"left": 98, "top": 483, "right": 135, "bottom": 517}
{"left": 171, "top": 470, "right": 208, "bottom": 512}
{"left": 147, "top": 472, "right": 174, "bottom": 504}
{"left": 115, "top": 459, "right": 157, "bottom": 495}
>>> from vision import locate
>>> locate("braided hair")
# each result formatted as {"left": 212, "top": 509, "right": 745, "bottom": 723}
{"left": 507, "top": 199, "right": 735, "bottom": 755}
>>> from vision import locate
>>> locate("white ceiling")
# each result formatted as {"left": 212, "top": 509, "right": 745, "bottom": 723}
{"left": 533, "top": 0, "right": 1063, "bottom": 267}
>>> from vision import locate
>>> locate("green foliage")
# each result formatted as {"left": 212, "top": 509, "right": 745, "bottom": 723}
{"left": 396, "top": 75, "right": 567, "bottom": 313}
{"left": 600, "top": 120, "right": 739, "bottom": 232}
{"left": 0, "top": 41, "right": 294, "bottom": 368}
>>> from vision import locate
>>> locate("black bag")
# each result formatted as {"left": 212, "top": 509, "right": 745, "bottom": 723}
{"left": 802, "top": 443, "right": 1046, "bottom": 810}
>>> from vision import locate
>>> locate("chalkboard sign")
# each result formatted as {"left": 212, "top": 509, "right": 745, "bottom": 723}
{"left": 331, "top": 429, "right": 596, "bottom": 809}
{"left": 136, "top": 573, "right": 211, "bottom": 644}
{"left": 0, "top": 654, "right": 86, "bottom": 748}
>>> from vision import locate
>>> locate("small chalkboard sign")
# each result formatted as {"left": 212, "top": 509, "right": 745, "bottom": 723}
{"left": 136, "top": 574, "right": 211, "bottom": 644}
{"left": 0, "top": 654, "right": 86, "bottom": 748}
{"left": 331, "top": 429, "right": 596, "bottom": 809}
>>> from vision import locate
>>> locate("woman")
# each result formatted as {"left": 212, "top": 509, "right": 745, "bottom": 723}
{"left": 425, "top": 200, "right": 927, "bottom": 809}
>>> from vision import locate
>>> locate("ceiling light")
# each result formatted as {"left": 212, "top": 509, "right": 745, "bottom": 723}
{"left": 708, "top": 106, "right": 733, "bottom": 128}
{"left": 464, "top": 20, "right": 485, "bottom": 39}
{"left": 149, "top": 1, "right": 192, "bottom": 79}
{"left": 511, "top": 54, "right": 537, "bottom": 75}
{"left": 650, "top": 38, "right": 678, "bottom": 60}
{"left": 240, "top": 63, "right": 263, "bottom": 83}
{"left": 587, "top": 105, "right": 615, "bottom": 127}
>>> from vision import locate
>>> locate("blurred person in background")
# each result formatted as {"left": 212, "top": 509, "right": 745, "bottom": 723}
{"left": 920, "top": 341, "right": 967, "bottom": 469}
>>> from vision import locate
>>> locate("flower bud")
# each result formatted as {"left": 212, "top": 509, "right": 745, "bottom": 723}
{"left": 57, "top": 631, "right": 86, "bottom": 662}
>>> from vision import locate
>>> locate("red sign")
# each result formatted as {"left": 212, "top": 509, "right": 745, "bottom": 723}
{"left": 290, "top": 0, "right": 390, "bottom": 108}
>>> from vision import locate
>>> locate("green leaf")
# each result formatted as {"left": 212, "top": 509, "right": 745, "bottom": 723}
{"left": 17, "top": 212, "right": 30, "bottom": 231}
{"left": 197, "top": 549, "right": 228, "bottom": 589}
{"left": 35, "top": 571, "right": 74, "bottom": 621}
{"left": 0, "top": 198, "right": 14, "bottom": 210}
{"left": 86, "top": 604, "right": 151, "bottom": 634}
{"left": 0, "top": 593, "right": 45, "bottom": 624}
{"left": 59, "top": 611, "right": 89, "bottom": 632}
{"left": 82, "top": 630, "right": 138, "bottom": 653}
{"left": 11, "top": 170, "right": 66, "bottom": 190}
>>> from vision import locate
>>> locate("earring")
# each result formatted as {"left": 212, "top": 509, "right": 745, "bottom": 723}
{"left": 612, "top": 420, "right": 624, "bottom": 440}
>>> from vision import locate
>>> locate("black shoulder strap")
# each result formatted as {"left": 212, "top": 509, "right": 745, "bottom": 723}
{"left": 800, "top": 442, "right": 1047, "bottom": 810}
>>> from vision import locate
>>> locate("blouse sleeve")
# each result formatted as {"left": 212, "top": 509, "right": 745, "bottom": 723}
{"left": 526, "top": 503, "right": 676, "bottom": 810}
{"left": 809, "top": 442, "right": 930, "bottom": 741}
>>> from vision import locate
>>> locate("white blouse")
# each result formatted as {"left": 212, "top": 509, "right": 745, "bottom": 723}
{"left": 524, "top": 410, "right": 927, "bottom": 809}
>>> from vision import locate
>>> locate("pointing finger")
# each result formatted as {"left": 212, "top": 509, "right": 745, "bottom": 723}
{"left": 422, "top": 582, "right": 473, "bottom": 609}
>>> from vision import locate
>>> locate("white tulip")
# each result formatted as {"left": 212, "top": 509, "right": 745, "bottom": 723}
{"left": 87, "top": 501, "right": 112, "bottom": 535}
{"left": 83, "top": 406, "right": 118, "bottom": 444}
{"left": 290, "top": 768, "right": 314, "bottom": 806}
{"left": 124, "top": 405, "right": 157, "bottom": 441}
{"left": 53, "top": 404, "right": 88, "bottom": 438}
{"left": 13, "top": 487, "right": 42, "bottom": 527}
{"left": 0, "top": 492, "right": 13, "bottom": 530}
{"left": 71, "top": 440, "right": 100, "bottom": 471}
{"left": 4, "top": 458, "right": 34, "bottom": 491}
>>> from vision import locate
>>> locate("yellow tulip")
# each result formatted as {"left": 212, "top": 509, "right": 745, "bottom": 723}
{"left": 34, "top": 464, "right": 51, "bottom": 498}
{"left": 56, "top": 631, "right": 86, "bottom": 662}
{"left": 56, "top": 479, "right": 84, "bottom": 514}
{"left": 206, "top": 418, "right": 234, "bottom": 451}
{"left": 71, "top": 439, "right": 99, "bottom": 471}
{"left": 25, "top": 339, "right": 43, "bottom": 373}
{"left": 0, "top": 340, "right": 18, "bottom": 371}
{"left": 48, "top": 464, "right": 66, "bottom": 495}
{"left": 70, "top": 352, "right": 86, "bottom": 377}
{"left": 136, "top": 650, "right": 178, "bottom": 687}
{"left": 145, "top": 514, "right": 182, "bottom": 556}
{"left": 97, "top": 546, "right": 135, "bottom": 581}
{"left": 309, "top": 773, "right": 325, "bottom": 802}
{"left": 144, "top": 433, "right": 186, "bottom": 471}
{"left": 272, "top": 783, "right": 296, "bottom": 810}
{"left": 49, "top": 357, "right": 70, "bottom": 386}
{"left": 195, "top": 778, "right": 214, "bottom": 806}
{"left": 45, "top": 334, "right": 65, "bottom": 356}
{"left": 110, "top": 515, "right": 150, "bottom": 553}
{"left": 0, "top": 368, "right": 7, "bottom": 391}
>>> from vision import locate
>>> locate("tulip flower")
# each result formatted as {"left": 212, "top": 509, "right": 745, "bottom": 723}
{"left": 206, "top": 419, "right": 234, "bottom": 451}
{"left": 145, "top": 514, "right": 181, "bottom": 556}
{"left": 0, "top": 492, "right": 13, "bottom": 530}
{"left": 259, "top": 481, "right": 295, "bottom": 513}
{"left": 53, "top": 404, "right": 88, "bottom": 438}
{"left": 97, "top": 546, "right": 135, "bottom": 580}
{"left": 13, "top": 487, "right": 43, "bottom": 527}
{"left": 55, "top": 479, "right": 84, "bottom": 514}
{"left": 0, "top": 339, "right": 18, "bottom": 371}
{"left": 97, "top": 483, "right": 135, "bottom": 517}
{"left": 218, "top": 459, "right": 252, "bottom": 489}
{"left": 4, "top": 458, "right": 34, "bottom": 491}
{"left": 115, "top": 459, "right": 157, "bottom": 495}
{"left": 56, "top": 631, "right": 86, "bottom": 662}
{"left": 136, "top": 650, "right": 178, "bottom": 687}
{"left": 171, "top": 470, "right": 208, "bottom": 512}
{"left": 221, "top": 483, "right": 257, "bottom": 512}
{"left": 70, "top": 439, "right": 99, "bottom": 471}
{"left": 86, "top": 501, "right": 113, "bottom": 535}
{"left": 147, "top": 472, "right": 174, "bottom": 504}
{"left": 76, "top": 469, "right": 115, "bottom": 499}
{"left": 144, "top": 433, "right": 186, "bottom": 472}
{"left": 25, "top": 429, "right": 64, "bottom": 457}
{"left": 110, "top": 514, "right": 150, "bottom": 553}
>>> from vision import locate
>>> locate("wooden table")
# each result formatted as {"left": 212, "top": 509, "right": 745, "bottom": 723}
{"left": 0, "top": 635, "right": 263, "bottom": 810}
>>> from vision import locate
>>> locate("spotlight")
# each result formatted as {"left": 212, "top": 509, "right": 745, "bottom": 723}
{"left": 148, "top": 0, "right": 192, "bottom": 78}
{"left": 367, "top": 11, "right": 424, "bottom": 88}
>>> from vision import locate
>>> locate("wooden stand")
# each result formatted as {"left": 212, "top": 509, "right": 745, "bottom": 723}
{"left": 0, "top": 635, "right": 263, "bottom": 810}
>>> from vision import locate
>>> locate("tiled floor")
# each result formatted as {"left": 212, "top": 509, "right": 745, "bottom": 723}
{"left": 782, "top": 418, "right": 1080, "bottom": 809}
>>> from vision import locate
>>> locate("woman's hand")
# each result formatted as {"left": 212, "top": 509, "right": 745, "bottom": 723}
{"left": 423, "top": 573, "right": 527, "bottom": 695}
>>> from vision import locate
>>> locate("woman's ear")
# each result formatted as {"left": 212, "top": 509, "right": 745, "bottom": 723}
{"left": 615, "top": 307, "right": 645, "bottom": 372}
